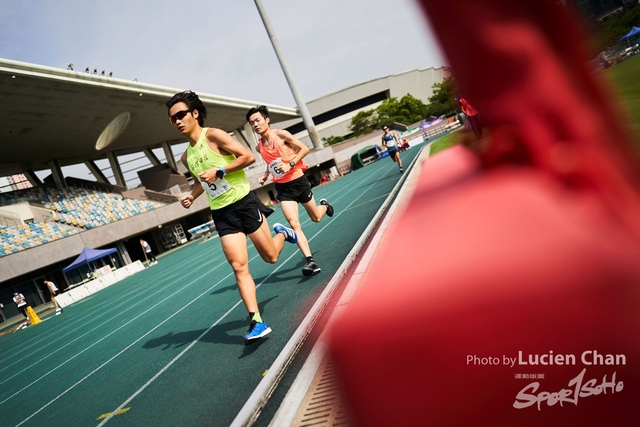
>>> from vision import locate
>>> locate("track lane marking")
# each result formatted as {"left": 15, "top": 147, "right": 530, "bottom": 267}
{"left": 96, "top": 152, "right": 401, "bottom": 426}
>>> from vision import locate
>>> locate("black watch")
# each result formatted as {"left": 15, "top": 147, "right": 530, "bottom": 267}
{"left": 216, "top": 169, "right": 225, "bottom": 179}
{"left": 289, "top": 161, "right": 296, "bottom": 168}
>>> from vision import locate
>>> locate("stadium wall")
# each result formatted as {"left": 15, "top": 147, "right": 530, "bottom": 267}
{"left": 269, "top": 67, "right": 451, "bottom": 145}
{"left": 0, "top": 147, "right": 336, "bottom": 285}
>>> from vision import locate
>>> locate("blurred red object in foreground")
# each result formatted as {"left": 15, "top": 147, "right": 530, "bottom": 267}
{"left": 328, "top": 0, "right": 640, "bottom": 426}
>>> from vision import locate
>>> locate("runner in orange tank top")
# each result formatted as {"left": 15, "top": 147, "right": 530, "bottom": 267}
{"left": 247, "top": 105, "right": 335, "bottom": 277}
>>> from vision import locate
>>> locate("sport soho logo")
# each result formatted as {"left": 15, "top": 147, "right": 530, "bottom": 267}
{"left": 512, "top": 351, "right": 625, "bottom": 411}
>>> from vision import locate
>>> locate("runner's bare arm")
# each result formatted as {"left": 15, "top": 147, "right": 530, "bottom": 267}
{"left": 180, "top": 151, "right": 204, "bottom": 209}
{"left": 273, "top": 129, "right": 309, "bottom": 174}
{"left": 198, "top": 128, "right": 255, "bottom": 184}
{"left": 276, "top": 129, "right": 309, "bottom": 162}
{"left": 258, "top": 170, "right": 270, "bottom": 185}
{"left": 255, "top": 140, "right": 269, "bottom": 184}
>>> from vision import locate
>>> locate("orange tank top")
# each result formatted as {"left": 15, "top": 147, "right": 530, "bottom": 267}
{"left": 258, "top": 130, "right": 304, "bottom": 183}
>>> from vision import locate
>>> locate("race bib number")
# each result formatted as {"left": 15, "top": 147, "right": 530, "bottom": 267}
{"left": 268, "top": 158, "right": 287, "bottom": 179}
{"left": 201, "top": 177, "right": 231, "bottom": 199}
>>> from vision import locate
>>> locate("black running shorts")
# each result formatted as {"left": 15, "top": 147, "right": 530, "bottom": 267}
{"left": 211, "top": 192, "right": 274, "bottom": 237}
{"left": 275, "top": 175, "right": 313, "bottom": 204}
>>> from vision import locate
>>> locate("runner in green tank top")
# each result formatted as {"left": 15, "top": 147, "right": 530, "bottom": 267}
{"left": 166, "top": 90, "right": 298, "bottom": 345}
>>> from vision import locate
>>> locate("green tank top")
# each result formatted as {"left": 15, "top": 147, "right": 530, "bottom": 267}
{"left": 185, "top": 128, "right": 250, "bottom": 210}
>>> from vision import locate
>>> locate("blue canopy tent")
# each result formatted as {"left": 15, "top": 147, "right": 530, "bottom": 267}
{"left": 62, "top": 247, "right": 118, "bottom": 273}
{"left": 617, "top": 26, "right": 640, "bottom": 46}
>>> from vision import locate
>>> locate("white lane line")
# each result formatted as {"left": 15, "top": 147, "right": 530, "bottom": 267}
{"left": 269, "top": 145, "right": 429, "bottom": 426}
{"left": 3, "top": 250, "right": 229, "bottom": 407}
{"left": 0, "top": 251, "right": 229, "bottom": 386}
{"left": 97, "top": 155, "right": 399, "bottom": 426}
{"left": 11, "top": 147, "right": 417, "bottom": 426}
{"left": 233, "top": 144, "right": 427, "bottom": 427}
{"left": 14, "top": 264, "right": 238, "bottom": 427}
{"left": 0, "top": 248, "right": 227, "bottom": 371}
{"left": 95, "top": 299, "right": 244, "bottom": 427}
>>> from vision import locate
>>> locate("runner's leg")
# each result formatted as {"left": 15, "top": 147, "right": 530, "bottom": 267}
{"left": 248, "top": 217, "right": 286, "bottom": 263}
{"left": 220, "top": 232, "right": 259, "bottom": 313}
{"left": 281, "top": 200, "right": 312, "bottom": 257}
{"left": 221, "top": 230, "right": 275, "bottom": 343}
{"left": 301, "top": 195, "right": 328, "bottom": 223}
{"left": 395, "top": 151, "right": 403, "bottom": 169}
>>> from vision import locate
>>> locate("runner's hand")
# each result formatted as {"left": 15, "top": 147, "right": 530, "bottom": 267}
{"left": 199, "top": 169, "right": 217, "bottom": 184}
{"left": 181, "top": 195, "right": 194, "bottom": 208}
{"left": 280, "top": 163, "right": 292, "bottom": 174}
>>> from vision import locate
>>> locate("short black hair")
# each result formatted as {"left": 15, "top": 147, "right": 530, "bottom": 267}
{"left": 246, "top": 105, "right": 270, "bottom": 122}
{"left": 166, "top": 90, "right": 207, "bottom": 127}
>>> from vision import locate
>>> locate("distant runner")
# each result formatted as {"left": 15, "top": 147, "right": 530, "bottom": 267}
{"left": 381, "top": 125, "right": 404, "bottom": 172}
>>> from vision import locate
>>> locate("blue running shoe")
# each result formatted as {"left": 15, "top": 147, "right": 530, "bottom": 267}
{"left": 273, "top": 222, "right": 298, "bottom": 243}
{"left": 244, "top": 321, "right": 272, "bottom": 345}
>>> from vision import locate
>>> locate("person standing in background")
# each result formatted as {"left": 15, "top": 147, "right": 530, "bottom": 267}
{"left": 458, "top": 97, "right": 482, "bottom": 139}
{"left": 140, "top": 239, "right": 157, "bottom": 265}
{"left": 44, "top": 279, "right": 63, "bottom": 313}
{"left": 12, "top": 292, "right": 29, "bottom": 319}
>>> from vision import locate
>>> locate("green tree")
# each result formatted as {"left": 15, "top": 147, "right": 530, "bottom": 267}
{"left": 321, "top": 135, "right": 346, "bottom": 145}
{"left": 426, "top": 76, "right": 457, "bottom": 117}
{"left": 349, "top": 109, "right": 378, "bottom": 137}
{"left": 348, "top": 77, "right": 457, "bottom": 137}
{"left": 377, "top": 94, "right": 429, "bottom": 126}
{"left": 594, "top": 5, "right": 640, "bottom": 51}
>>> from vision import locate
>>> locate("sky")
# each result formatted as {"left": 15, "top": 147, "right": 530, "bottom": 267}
{"left": 0, "top": 0, "right": 446, "bottom": 187}
{"left": 0, "top": 0, "right": 446, "bottom": 107}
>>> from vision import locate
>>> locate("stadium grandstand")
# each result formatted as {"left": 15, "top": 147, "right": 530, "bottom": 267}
{"left": 0, "top": 57, "right": 447, "bottom": 323}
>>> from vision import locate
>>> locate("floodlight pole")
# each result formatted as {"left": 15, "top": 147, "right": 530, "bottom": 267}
{"left": 254, "top": 0, "right": 323, "bottom": 149}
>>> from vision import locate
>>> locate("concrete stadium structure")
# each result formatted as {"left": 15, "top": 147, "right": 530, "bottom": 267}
{"left": 0, "top": 57, "right": 447, "bottom": 322}
{"left": 272, "top": 66, "right": 451, "bottom": 145}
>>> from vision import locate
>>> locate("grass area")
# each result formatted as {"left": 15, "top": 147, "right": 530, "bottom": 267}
{"left": 429, "top": 127, "right": 490, "bottom": 156}
{"left": 604, "top": 54, "right": 640, "bottom": 151}
{"left": 429, "top": 132, "right": 457, "bottom": 155}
